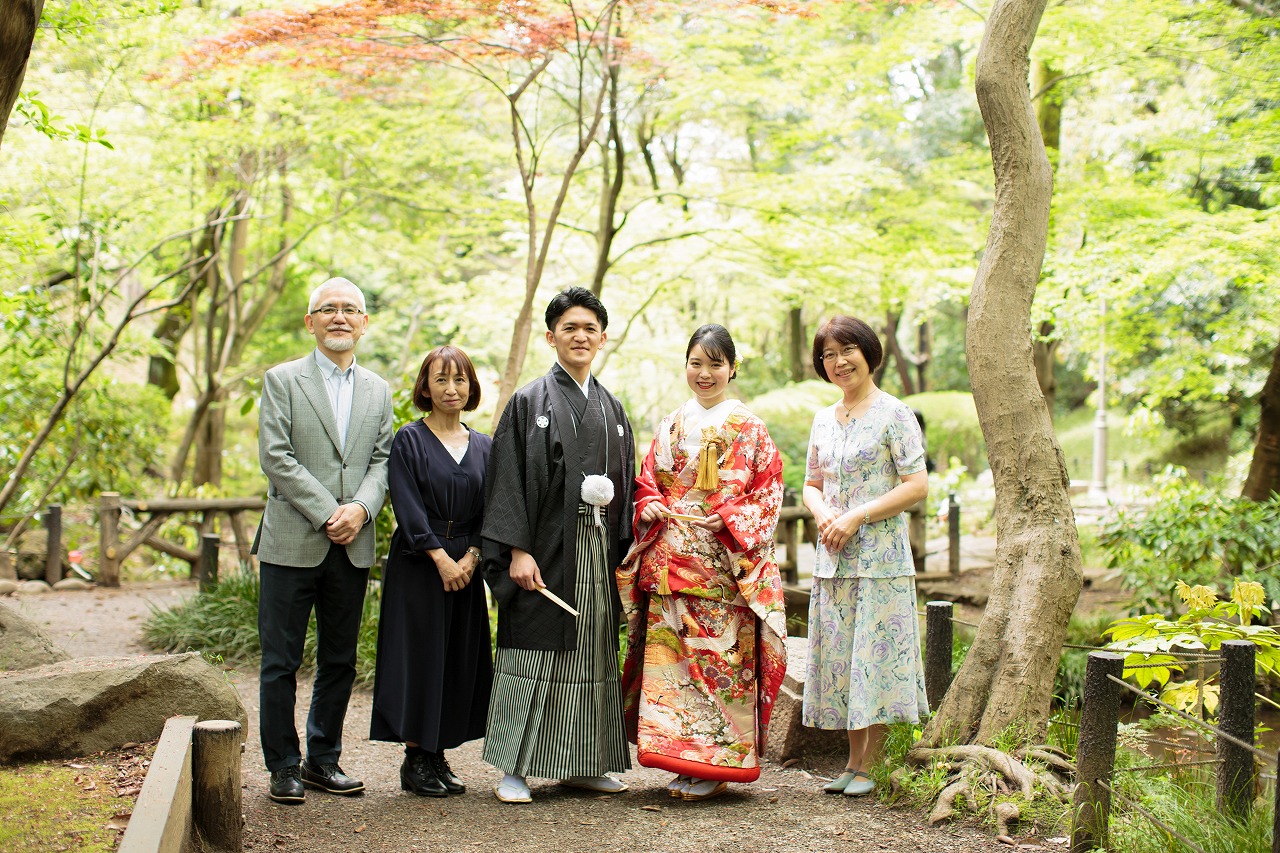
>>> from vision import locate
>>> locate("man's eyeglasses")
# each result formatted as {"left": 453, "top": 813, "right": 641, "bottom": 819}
{"left": 821, "top": 344, "right": 860, "bottom": 362}
{"left": 310, "top": 305, "right": 365, "bottom": 317}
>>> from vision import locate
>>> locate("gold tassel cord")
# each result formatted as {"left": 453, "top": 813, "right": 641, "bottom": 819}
{"left": 693, "top": 427, "right": 725, "bottom": 491}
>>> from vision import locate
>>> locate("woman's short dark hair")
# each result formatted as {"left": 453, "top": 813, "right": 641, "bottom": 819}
{"left": 686, "top": 324, "right": 737, "bottom": 380}
{"left": 812, "top": 315, "right": 883, "bottom": 381}
{"left": 412, "top": 345, "right": 481, "bottom": 412}
{"left": 545, "top": 286, "right": 608, "bottom": 331}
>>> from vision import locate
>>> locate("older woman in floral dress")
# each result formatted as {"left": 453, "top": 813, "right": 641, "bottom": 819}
{"left": 801, "top": 315, "right": 929, "bottom": 798}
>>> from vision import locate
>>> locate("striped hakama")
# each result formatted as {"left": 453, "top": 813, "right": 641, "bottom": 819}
{"left": 482, "top": 504, "right": 631, "bottom": 778}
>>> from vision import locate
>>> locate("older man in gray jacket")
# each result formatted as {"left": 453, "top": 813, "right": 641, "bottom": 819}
{"left": 254, "top": 276, "right": 393, "bottom": 804}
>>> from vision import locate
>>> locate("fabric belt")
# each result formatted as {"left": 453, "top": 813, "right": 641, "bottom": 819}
{"left": 428, "top": 520, "right": 476, "bottom": 539}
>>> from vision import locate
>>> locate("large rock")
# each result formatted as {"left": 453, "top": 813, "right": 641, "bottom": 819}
{"left": 0, "top": 604, "right": 70, "bottom": 671}
{"left": 0, "top": 653, "right": 247, "bottom": 763}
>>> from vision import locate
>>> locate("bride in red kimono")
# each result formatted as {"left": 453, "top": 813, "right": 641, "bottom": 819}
{"left": 618, "top": 324, "right": 787, "bottom": 802}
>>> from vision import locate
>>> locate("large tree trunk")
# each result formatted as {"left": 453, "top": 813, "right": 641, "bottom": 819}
{"left": 0, "top": 0, "right": 44, "bottom": 152}
{"left": 1242, "top": 335, "right": 1280, "bottom": 500}
{"left": 921, "top": 0, "right": 1082, "bottom": 747}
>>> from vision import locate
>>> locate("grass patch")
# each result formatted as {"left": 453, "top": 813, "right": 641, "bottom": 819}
{"left": 0, "top": 743, "right": 153, "bottom": 852}
{"left": 142, "top": 567, "right": 383, "bottom": 688}
{"left": 1106, "top": 754, "right": 1273, "bottom": 853}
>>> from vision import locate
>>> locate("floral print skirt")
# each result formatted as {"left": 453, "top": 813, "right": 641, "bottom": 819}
{"left": 634, "top": 592, "right": 763, "bottom": 782}
{"left": 802, "top": 575, "right": 929, "bottom": 730}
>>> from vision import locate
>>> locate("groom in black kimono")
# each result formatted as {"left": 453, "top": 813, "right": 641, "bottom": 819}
{"left": 481, "top": 286, "right": 636, "bottom": 804}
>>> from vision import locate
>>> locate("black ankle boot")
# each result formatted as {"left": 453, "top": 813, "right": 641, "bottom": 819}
{"left": 429, "top": 751, "right": 465, "bottom": 795}
{"left": 400, "top": 752, "right": 447, "bottom": 797}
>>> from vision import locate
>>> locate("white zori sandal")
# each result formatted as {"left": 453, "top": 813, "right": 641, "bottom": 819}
{"left": 495, "top": 774, "right": 532, "bottom": 803}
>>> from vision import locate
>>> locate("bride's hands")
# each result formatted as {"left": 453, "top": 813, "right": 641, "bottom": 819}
{"left": 639, "top": 501, "right": 669, "bottom": 524}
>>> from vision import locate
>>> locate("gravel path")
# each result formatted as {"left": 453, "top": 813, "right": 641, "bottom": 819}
{"left": 3, "top": 584, "right": 1012, "bottom": 853}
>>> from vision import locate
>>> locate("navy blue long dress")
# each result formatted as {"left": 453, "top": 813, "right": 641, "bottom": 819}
{"left": 370, "top": 419, "right": 493, "bottom": 750}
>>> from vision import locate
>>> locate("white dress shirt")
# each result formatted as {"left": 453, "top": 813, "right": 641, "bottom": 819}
{"left": 314, "top": 349, "right": 355, "bottom": 450}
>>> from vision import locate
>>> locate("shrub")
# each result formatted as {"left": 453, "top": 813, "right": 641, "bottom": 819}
{"left": 143, "top": 568, "right": 383, "bottom": 687}
{"left": 1098, "top": 467, "right": 1280, "bottom": 614}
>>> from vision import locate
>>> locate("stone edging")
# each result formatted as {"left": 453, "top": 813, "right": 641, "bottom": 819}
{"left": 119, "top": 715, "right": 197, "bottom": 853}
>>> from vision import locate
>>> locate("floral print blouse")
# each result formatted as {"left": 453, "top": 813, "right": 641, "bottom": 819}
{"left": 805, "top": 393, "right": 926, "bottom": 579}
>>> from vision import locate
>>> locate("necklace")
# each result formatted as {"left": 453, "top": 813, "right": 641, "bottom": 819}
{"left": 837, "top": 386, "right": 877, "bottom": 419}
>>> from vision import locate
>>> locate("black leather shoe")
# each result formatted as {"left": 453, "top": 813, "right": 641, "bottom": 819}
{"left": 268, "top": 765, "right": 305, "bottom": 804}
{"left": 429, "top": 752, "right": 465, "bottom": 795}
{"left": 400, "top": 753, "right": 447, "bottom": 798}
{"left": 301, "top": 760, "right": 365, "bottom": 795}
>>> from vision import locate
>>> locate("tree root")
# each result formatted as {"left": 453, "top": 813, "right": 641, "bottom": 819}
{"left": 993, "top": 800, "right": 1020, "bottom": 836}
{"left": 1019, "top": 746, "right": 1075, "bottom": 778}
{"left": 907, "top": 742, "right": 1077, "bottom": 828}
{"left": 906, "top": 744, "right": 1039, "bottom": 800}
{"left": 928, "top": 777, "right": 971, "bottom": 825}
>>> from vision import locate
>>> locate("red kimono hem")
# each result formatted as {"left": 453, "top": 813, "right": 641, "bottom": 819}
{"left": 638, "top": 751, "right": 761, "bottom": 782}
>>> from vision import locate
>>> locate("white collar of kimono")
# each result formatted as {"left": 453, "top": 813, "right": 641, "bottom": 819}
{"left": 678, "top": 397, "right": 738, "bottom": 457}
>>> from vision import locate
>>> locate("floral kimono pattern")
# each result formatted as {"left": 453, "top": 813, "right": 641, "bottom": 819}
{"left": 617, "top": 402, "right": 787, "bottom": 783}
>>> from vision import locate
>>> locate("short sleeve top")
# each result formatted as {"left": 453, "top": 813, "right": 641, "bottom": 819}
{"left": 805, "top": 392, "right": 926, "bottom": 579}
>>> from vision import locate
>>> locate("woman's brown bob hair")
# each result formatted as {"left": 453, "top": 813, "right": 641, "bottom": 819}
{"left": 811, "top": 315, "right": 883, "bottom": 382}
{"left": 412, "top": 345, "right": 481, "bottom": 412}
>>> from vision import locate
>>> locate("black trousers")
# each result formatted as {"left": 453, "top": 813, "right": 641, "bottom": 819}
{"left": 258, "top": 544, "right": 369, "bottom": 772}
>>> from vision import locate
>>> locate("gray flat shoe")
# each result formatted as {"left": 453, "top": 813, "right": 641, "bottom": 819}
{"left": 823, "top": 770, "right": 858, "bottom": 793}
{"left": 842, "top": 771, "right": 876, "bottom": 797}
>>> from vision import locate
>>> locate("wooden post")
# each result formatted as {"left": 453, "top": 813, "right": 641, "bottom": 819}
{"left": 1071, "top": 652, "right": 1124, "bottom": 853}
{"left": 198, "top": 534, "right": 220, "bottom": 592}
{"left": 99, "top": 492, "right": 122, "bottom": 587}
{"left": 192, "top": 720, "right": 243, "bottom": 852}
{"left": 1217, "top": 639, "right": 1257, "bottom": 820}
{"left": 924, "top": 601, "right": 954, "bottom": 708}
{"left": 947, "top": 492, "right": 960, "bottom": 577}
{"left": 43, "top": 504, "right": 62, "bottom": 584}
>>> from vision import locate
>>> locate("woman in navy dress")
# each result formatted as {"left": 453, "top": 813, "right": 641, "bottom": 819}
{"left": 371, "top": 345, "right": 493, "bottom": 797}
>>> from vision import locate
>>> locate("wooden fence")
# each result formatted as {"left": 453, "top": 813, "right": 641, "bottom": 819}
{"left": 97, "top": 493, "right": 263, "bottom": 587}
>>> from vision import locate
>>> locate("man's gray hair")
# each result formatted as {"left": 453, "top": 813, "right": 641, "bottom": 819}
{"left": 308, "top": 277, "right": 368, "bottom": 313}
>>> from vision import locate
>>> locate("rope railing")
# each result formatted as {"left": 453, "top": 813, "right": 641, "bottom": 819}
{"left": 1105, "top": 674, "right": 1276, "bottom": 767}
{"left": 1096, "top": 780, "right": 1209, "bottom": 853}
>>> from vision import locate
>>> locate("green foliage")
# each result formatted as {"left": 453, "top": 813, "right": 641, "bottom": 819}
{"left": 142, "top": 568, "right": 383, "bottom": 688}
{"left": 903, "top": 391, "right": 985, "bottom": 475}
{"left": 0, "top": 367, "right": 171, "bottom": 516}
{"left": 1099, "top": 468, "right": 1280, "bottom": 613}
{"left": 1105, "top": 578, "right": 1279, "bottom": 719}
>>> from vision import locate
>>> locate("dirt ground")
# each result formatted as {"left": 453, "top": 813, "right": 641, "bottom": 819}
{"left": 0, "top": 582, "right": 1042, "bottom": 853}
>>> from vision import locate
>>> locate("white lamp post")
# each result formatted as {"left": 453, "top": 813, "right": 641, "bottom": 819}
{"left": 1090, "top": 295, "right": 1108, "bottom": 498}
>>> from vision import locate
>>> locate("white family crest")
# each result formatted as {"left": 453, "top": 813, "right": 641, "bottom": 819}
{"left": 536, "top": 415, "right": 550, "bottom": 429}
{"left": 616, "top": 424, "right": 624, "bottom": 437}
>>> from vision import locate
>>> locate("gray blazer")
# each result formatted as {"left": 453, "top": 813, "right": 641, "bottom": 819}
{"left": 253, "top": 353, "right": 394, "bottom": 569}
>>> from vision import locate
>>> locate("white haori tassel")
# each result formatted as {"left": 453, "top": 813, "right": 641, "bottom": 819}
{"left": 581, "top": 474, "right": 614, "bottom": 528}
